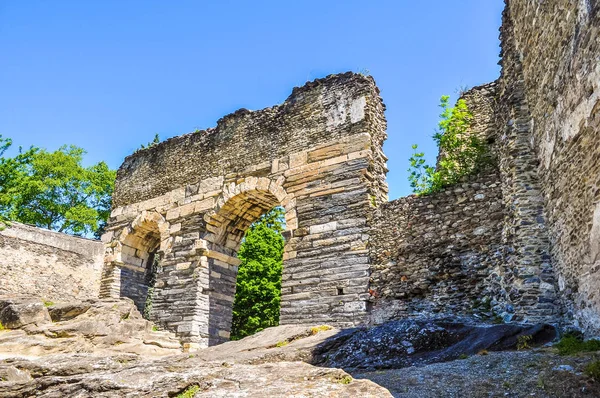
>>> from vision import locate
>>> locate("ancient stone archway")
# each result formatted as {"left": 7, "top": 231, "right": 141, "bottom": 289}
{"left": 100, "top": 210, "right": 170, "bottom": 313}
{"left": 101, "top": 73, "right": 388, "bottom": 347}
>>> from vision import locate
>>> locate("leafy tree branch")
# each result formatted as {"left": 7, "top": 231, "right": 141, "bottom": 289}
{"left": 0, "top": 135, "right": 116, "bottom": 237}
{"left": 408, "top": 96, "right": 489, "bottom": 195}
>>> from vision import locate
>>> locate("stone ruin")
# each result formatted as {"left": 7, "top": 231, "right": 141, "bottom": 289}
{"left": 98, "top": 0, "right": 600, "bottom": 346}
{"left": 2, "top": 0, "right": 599, "bottom": 349}
{"left": 100, "top": 74, "right": 388, "bottom": 348}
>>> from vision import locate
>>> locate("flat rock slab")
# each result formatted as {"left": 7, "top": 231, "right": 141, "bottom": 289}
{"left": 191, "top": 320, "right": 557, "bottom": 371}
{"left": 0, "top": 355, "right": 391, "bottom": 398}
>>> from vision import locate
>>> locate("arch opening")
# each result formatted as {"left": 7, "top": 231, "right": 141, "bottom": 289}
{"left": 204, "top": 189, "right": 293, "bottom": 346}
{"left": 118, "top": 218, "right": 162, "bottom": 314}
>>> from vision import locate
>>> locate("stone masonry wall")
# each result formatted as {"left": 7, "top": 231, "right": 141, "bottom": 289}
{"left": 369, "top": 171, "right": 505, "bottom": 323}
{"left": 102, "top": 72, "right": 388, "bottom": 348}
{"left": 369, "top": 77, "right": 559, "bottom": 325}
{"left": 0, "top": 222, "right": 104, "bottom": 301}
{"left": 369, "top": 83, "right": 510, "bottom": 323}
{"left": 502, "top": 0, "right": 600, "bottom": 334}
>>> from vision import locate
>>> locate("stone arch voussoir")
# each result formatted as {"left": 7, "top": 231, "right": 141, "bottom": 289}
{"left": 203, "top": 177, "right": 297, "bottom": 252}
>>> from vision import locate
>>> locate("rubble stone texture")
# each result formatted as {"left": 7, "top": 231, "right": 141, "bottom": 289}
{"left": 500, "top": 0, "right": 600, "bottom": 334}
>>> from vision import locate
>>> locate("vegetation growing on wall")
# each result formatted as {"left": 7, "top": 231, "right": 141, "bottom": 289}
{"left": 230, "top": 207, "right": 285, "bottom": 340}
{"left": 408, "top": 96, "right": 488, "bottom": 195}
{"left": 0, "top": 135, "right": 116, "bottom": 237}
{"left": 138, "top": 133, "right": 160, "bottom": 150}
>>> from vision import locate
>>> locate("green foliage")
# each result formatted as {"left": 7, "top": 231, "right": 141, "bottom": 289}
{"left": 43, "top": 301, "right": 55, "bottom": 308}
{"left": 585, "top": 360, "right": 600, "bottom": 382}
{"left": 175, "top": 385, "right": 200, "bottom": 398}
{"left": 0, "top": 135, "right": 116, "bottom": 236}
{"left": 139, "top": 133, "right": 160, "bottom": 150}
{"left": 517, "top": 335, "right": 532, "bottom": 350}
{"left": 407, "top": 145, "right": 436, "bottom": 194}
{"left": 310, "top": 325, "right": 332, "bottom": 335}
{"left": 555, "top": 334, "right": 600, "bottom": 356}
{"left": 408, "top": 96, "right": 489, "bottom": 195}
{"left": 338, "top": 375, "right": 353, "bottom": 384}
{"left": 0, "top": 321, "right": 5, "bottom": 331}
{"left": 230, "top": 207, "right": 285, "bottom": 340}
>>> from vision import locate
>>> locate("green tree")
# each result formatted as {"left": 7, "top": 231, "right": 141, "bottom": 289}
{"left": 0, "top": 135, "right": 116, "bottom": 236}
{"left": 230, "top": 207, "right": 285, "bottom": 340}
{"left": 408, "top": 95, "right": 488, "bottom": 195}
{"left": 0, "top": 136, "right": 38, "bottom": 227}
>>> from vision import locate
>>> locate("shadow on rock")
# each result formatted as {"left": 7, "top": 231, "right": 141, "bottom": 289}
{"left": 310, "top": 320, "right": 557, "bottom": 371}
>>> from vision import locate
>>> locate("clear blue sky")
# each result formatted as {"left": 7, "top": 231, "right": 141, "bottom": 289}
{"left": 0, "top": 1, "right": 504, "bottom": 199}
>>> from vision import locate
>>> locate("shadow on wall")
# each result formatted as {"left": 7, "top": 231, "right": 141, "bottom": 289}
{"left": 118, "top": 217, "right": 161, "bottom": 314}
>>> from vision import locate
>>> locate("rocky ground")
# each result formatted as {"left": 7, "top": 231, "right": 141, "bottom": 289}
{"left": 355, "top": 350, "right": 600, "bottom": 398}
{"left": 1, "top": 297, "right": 600, "bottom": 397}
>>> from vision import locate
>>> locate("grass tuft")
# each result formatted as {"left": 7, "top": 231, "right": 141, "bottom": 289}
{"left": 585, "top": 360, "right": 600, "bottom": 382}
{"left": 338, "top": 375, "right": 353, "bottom": 384}
{"left": 310, "top": 325, "right": 332, "bottom": 335}
{"left": 176, "top": 385, "right": 200, "bottom": 398}
{"left": 555, "top": 334, "right": 600, "bottom": 356}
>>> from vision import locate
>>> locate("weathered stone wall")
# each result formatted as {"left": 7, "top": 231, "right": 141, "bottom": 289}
{"left": 501, "top": 0, "right": 600, "bottom": 334}
{"left": 369, "top": 171, "right": 505, "bottom": 323}
{"left": 369, "top": 77, "right": 560, "bottom": 325}
{"left": 370, "top": 83, "right": 510, "bottom": 323}
{"left": 102, "top": 72, "right": 388, "bottom": 347}
{"left": 0, "top": 222, "right": 104, "bottom": 301}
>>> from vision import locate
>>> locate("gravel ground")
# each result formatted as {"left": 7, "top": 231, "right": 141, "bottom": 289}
{"left": 353, "top": 349, "right": 600, "bottom": 398}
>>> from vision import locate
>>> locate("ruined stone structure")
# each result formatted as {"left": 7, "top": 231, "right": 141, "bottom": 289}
{"left": 0, "top": 222, "right": 104, "bottom": 301}
{"left": 370, "top": 0, "right": 600, "bottom": 335}
{"left": 101, "top": 73, "right": 388, "bottom": 347}
{"left": 90, "top": 0, "right": 600, "bottom": 343}
{"left": 369, "top": 81, "right": 556, "bottom": 325}
{"left": 499, "top": 0, "right": 600, "bottom": 335}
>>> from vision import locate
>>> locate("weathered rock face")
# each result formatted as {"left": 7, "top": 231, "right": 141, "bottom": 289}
{"left": 315, "top": 321, "right": 556, "bottom": 370}
{"left": 0, "top": 299, "right": 51, "bottom": 329}
{"left": 101, "top": 72, "right": 389, "bottom": 348}
{"left": 0, "top": 297, "right": 182, "bottom": 358}
{"left": 0, "top": 223, "right": 103, "bottom": 301}
{"left": 499, "top": 0, "right": 600, "bottom": 336}
{"left": 0, "top": 303, "right": 559, "bottom": 398}
{"left": 0, "top": 356, "right": 390, "bottom": 398}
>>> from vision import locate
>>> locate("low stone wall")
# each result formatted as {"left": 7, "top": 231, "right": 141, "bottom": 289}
{"left": 0, "top": 222, "right": 104, "bottom": 301}
{"left": 369, "top": 172, "right": 505, "bottom": 323}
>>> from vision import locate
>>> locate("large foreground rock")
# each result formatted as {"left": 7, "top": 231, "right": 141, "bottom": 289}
{"left": 0, "top": 298, "right": 563, "bottom": 397}
{"left": 0, "top": 354, "right": 389, "bottom": 397}
{"left": 192, "top": 320, "right": 557, "bottom": 370}
{"left": 0, "top": 297, "right": 181, "bottom": 358}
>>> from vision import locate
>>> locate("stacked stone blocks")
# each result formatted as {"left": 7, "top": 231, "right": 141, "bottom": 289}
{"left": 101, "top": 73, "right": 388, "bottom": 347}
